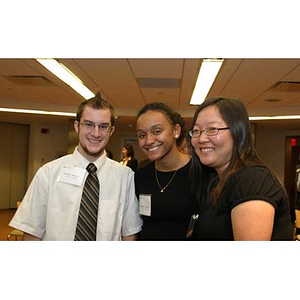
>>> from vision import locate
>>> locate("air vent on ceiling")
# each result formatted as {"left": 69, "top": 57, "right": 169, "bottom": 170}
{"left": 272, "top": 81, "right": 300, "bottom": 93}
{"left": 3, "top": 75, "right": 54, "bottom": 86}
{"left": 137, "top": 78, "right": 181, "bottom": 88}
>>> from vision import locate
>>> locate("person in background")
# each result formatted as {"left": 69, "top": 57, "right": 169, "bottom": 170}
{"left": 294, "top": 164, "right": 300, "bottom": 237}
{"left": 178, "top": 136, "right": 190, "bottom": 155}
{"left": 134, "top": 102, "right": 199, "bottom": 240}
{"left": 188, "top": 97, "right": 293, "bottom": 240}
{"left": 120, "top": 144, "right": 138, "bottom": 171}
{"left": 9, "top": 92, "right": 142, "bottom": 241}
{"left": 106, "top": 149, "right": 113, "bottom": 159}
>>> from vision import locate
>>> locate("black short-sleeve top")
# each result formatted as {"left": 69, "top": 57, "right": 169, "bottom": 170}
{"left": 192, "top": 166, "right": 293, "bottom": 240}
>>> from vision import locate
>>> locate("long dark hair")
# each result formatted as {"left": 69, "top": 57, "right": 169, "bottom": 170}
{"left": 188, "top": 97, "right": 266, "bottom": 205}
{"left": 137, "top": 102, "right": 187, "bottom": 147}
{"left": 123, "top": 144, "right": 135, "bottom": 158}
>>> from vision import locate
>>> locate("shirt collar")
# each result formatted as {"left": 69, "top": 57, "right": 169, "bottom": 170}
{"left": 73, "top": 146, "right": 107, "bottom": 172}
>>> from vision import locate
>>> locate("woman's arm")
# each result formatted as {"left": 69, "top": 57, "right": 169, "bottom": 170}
{"left": 122, "top": 234, "right": 138, "bottom": 241}
{"left": 231, "top": 200, "right": 275, "bottom": 240}
{"left": 23, "top": 233, "right": 41, "bottom": 241}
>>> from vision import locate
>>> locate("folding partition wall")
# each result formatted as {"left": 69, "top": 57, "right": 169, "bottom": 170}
{"left": 0, "top": 123, "right": 29, "bottom": 209}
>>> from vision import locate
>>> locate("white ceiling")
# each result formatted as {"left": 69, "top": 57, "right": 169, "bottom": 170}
{"left": 1, "top": 58, "right": 300, "bottom": 132}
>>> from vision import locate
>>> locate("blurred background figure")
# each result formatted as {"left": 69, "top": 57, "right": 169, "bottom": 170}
{"left": 106, "top": 149, "right": 114, "bottom": 159}
{"left": 295, "top": 164, "right": 300, "bottom": 239}
{"left": 178, "top": 137, "right": 190, "bottom": 155}
{"left": 120, "top": 144, "right": 138, "bottom": 171}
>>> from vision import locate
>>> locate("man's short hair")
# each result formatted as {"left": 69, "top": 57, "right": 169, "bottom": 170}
{"left": 76, "top": 91, "right": 116, "bottom": 126}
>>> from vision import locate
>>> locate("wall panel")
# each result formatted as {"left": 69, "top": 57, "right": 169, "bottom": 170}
{"left": 0, "top": 123, "right": 29, "bottom": 209}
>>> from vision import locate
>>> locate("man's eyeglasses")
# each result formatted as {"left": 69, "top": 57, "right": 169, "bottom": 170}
{"left": 189, "top": 127, "right": 230, "bottom": 138}
{"left": 79, "top": 121, "right": 113, "bottom": 132}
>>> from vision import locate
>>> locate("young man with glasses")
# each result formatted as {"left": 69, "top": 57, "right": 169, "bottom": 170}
{"left": 9, "top": 92, "right": 142, "bottom": 241}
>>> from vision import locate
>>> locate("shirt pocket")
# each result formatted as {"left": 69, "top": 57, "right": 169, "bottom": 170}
{"left": 98, "top": 199, "right": 124, "bottom": 237}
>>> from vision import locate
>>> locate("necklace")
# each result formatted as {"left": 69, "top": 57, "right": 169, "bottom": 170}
{"left": 155, "top": 163, "right": 180, "bottom": 193}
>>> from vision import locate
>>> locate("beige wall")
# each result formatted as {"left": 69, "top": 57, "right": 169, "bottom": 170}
{"left": 48, "top": 119, "right": 300, "bottom": 185}
{"left": 5, "top": 117, "right": 300, "bottom": 202}
{"left": 255, "top": 122, "right": 300, "bottom": 183}
{"left": 27, "top": 120, "right": 300, "bottom": 186}
{"left": 0, "top": 123, "right": 29, "bottom": 209}
{"left": 27, "top": 121, "right": 70, "bottom": 184}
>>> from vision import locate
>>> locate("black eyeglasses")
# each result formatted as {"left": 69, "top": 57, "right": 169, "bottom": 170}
{"left": 79, "top": 121, "right": 113, "bottom": 132}
{"left": 189, "top": 127, "right": 230, "bottom": 138}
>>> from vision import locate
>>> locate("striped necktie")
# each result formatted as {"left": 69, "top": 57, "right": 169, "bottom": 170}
{"left": 74, "top": 163, "right": 99, "bottom": 241}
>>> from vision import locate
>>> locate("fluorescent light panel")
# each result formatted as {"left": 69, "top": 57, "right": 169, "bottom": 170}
{"left": 2, "top": 107, "right": 300, "bottom": 121}
{"left": 36, "top": 58, "right": 95, "bottom": 99}
{"left": 190, "top": 58, "right": 224, "bottom": 105}
{"left": 249, "top": 115, "right": 300, "bottom": 121}
{"left": 0, "top": 107, "right": 76, "bottom": 117}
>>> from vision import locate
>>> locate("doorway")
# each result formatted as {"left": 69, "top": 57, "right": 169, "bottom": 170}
{"left": 0, "top": 123, "right": 29, "bottom": 209}
{"left": 284, "top": 136, "right": 300, "bottom": 222}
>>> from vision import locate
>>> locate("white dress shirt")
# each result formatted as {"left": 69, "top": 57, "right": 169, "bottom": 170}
{"left": 9, "top": 147, "right": 142, "bottom": 240}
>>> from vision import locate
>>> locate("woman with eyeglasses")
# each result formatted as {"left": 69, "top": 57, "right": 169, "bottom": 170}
{"left": 188, "top": 97, "right": 293, "bottom": 240}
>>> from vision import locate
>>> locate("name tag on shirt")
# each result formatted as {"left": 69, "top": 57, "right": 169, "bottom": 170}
{"left": 139, "top": 194, "right": 151, "bottom": 216}
{"left": 57, "top": 166, "right": 86, "bottom": 186}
